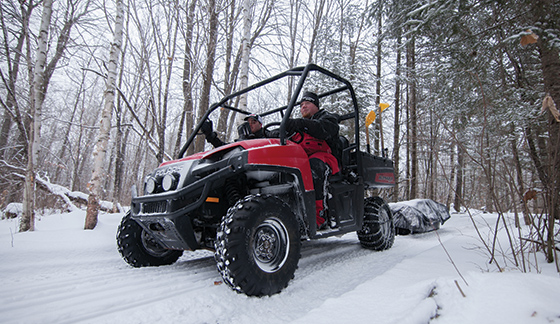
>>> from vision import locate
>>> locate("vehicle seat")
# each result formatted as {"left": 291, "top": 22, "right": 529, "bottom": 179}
{"left": 330, "top": 135, "right": 350, "bottom": 183}
{"left": 337, "top": 135, "right": 349, "bottom": 168}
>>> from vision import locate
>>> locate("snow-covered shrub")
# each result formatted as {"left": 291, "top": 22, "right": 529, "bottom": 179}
{"left": 2, "top": 203, "right": 23, "bottom": 219}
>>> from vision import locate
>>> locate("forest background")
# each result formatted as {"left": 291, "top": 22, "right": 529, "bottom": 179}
{"left": 1, "top": 0, "right": 559, "bottom": 267}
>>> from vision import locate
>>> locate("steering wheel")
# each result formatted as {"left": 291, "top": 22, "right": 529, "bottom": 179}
{"left": 263, "top": 122, "right": 304, "bottom": 144}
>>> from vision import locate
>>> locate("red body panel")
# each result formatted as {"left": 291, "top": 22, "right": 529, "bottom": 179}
{"left": 245, "top": 139, "right": 313, "bottom": 191}
{"left": 160, "top": 139, "right": 314, "bottom": 191}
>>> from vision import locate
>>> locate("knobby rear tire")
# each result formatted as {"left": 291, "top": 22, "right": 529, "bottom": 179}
{"left": 357, "top": 196, "right": 395, "bottom": 251}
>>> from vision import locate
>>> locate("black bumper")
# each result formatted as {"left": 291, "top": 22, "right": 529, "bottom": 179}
{"left": 130, "top": 152, "right": 247, "bottom": 250}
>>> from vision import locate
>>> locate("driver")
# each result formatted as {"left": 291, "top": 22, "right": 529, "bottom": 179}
{"left": 285, "top": 91, "right": 340, "bottom": 229}
{"left": 201, "top": 113, "right": 269, "bottom": 148}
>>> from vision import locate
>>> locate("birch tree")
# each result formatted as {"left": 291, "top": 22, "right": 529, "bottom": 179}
{"left": 20, "top": 0, "right": 53, "bottom": 232}
{"left": 111, "top": 6, "right": 131, "bottom": 209}
{"left": 238, "top": 0, "right": 253, "bottom": 112}
{"left": 285, "top": 0, "right": 302, "bottom": 101}
{"left": 85, "top": 0, "right": 124, "bottom": 230}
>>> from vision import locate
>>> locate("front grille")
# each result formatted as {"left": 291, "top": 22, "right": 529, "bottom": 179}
{"left": 142, "top": 200, "right": 168, "bottom": 214}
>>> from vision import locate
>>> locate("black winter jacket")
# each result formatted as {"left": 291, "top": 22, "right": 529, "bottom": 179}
{"left": 286, "top": 109, "right": 340, "bottom": 149}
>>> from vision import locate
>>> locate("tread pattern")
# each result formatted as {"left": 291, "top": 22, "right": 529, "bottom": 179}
{"left": 214, "top": 194, "right": 301, "bottom": 296}
{"left": 357, "top": 196, "right": 395, "bottom": 250}
{"left": 117, "top": 213, "right": 183, "bottom": 267}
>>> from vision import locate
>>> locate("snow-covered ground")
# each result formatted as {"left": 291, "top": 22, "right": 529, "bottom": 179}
{"left": 1, "top": 209, "right": 559, "bottom": 324}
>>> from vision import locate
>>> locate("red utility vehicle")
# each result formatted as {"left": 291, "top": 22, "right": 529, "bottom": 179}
{"left": 117, "top": 64, "right": 396, "bottom": 296}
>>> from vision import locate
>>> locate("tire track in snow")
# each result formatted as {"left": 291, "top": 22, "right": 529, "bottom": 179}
{"left": 50, "top": 272, "right": 216, "bottom": 324}
{"left": 290, "top": 230, "right": 453, "bottom": 299}
{"left": 1, "top": 255, "right": 220, "bottom": 324}
{"left": 1, "top": 254, "right": 215, "bottom": 300}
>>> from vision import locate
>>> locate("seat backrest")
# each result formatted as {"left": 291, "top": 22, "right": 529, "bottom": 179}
{"left": 332, "top": 112, "right": 353, "bottom": 170}
{"left": 335, "top": 135, "right": 349, "bottom": 168}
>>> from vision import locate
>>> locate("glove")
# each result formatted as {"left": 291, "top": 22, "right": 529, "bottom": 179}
{"left": 237, "top": 122, "right": 251, "bottom": 138}
{"left": 285, "top": 118, "right": 305, "bottom": 134}
{"left": 200, "top": 119, "right": 213, "bottom": 136}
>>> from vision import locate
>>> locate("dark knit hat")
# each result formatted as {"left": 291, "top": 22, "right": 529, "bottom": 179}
{"left": 300, "top": 91, "right": 319, "bottom": 108}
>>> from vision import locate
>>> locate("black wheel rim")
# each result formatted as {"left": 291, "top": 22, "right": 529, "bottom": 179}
{"left": 252, "top": 217, "right": 290, "bottom": 273}
{"left": 141, "top": 230, "right": 170, "bottom": 257}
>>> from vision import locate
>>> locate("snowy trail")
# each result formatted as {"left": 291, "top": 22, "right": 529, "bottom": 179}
{"left": 2, "top": 211, "right": 559, "bottom": 324}
{"left": 0, "top": 213, "right": 452, "bottom": 324}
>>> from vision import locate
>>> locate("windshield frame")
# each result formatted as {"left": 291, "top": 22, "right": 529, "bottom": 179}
{"left": 178, "top": 64, "right": 360, "bottom": 159}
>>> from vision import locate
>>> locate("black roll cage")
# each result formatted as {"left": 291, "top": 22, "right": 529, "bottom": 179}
{"left": 178, "top": 64, "right": 361, "bottom": 159}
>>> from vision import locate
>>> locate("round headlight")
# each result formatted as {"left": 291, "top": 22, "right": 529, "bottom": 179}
{"left": 145, "top": 177, "right": 157, "bottom": 194}
{"left": 162, "top": 174, "right": 177, "bottom": 191}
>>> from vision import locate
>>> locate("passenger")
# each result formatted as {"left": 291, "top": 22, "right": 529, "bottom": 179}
{"left": 201, "top": 113, "right": 268, "bottom": 148}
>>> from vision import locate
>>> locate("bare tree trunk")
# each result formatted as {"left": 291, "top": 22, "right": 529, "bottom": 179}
{"left": 175, "top": 0, "right": 196, "bottom": 157}
{"left": 0, "top": 112, "right": 12, "bottom": 157}
{"left": 392, "top": 31, "right": 401, "bottom": 202}
{"left": 337, "top": 0, "right": 344, "bottom": 53}
{"left": 525, "top": 125, "right": 549, "bottom": 188}
{"left": 238, "top": 0, "right": 252, "bottom": 113}
{"left": 307, "top": 0, "right": 326, "bottom": 64}
{"left": 71, "top": 110, "right": 86, "bottom": 192}
{"left": 0, "top": 1, "right": 37, "bottom": 157}
{"left": 428, "top": 108, "right": 435, "bottom": 200}
{"left": 194, "top": 0, "right": 219, "bottom": 153}
{"left": 220, "top": 0, "right": 274, "bottom": 140}
{"left": 407, "top": 35, "right": 417, "bottom": 199}
{"left": 405, "top": 80, "right": 410, "bottom": 200}
{"left": 154, "top": 0, "right": 179, "bottom": 164}
{"left": 85, "top": 0, "right": 124, "bottom": 230}
{"left": 374, "top": 0, "right": 382, "bottom": 154}
{"left": 510, "top": 123, "right": 531, "bottom": 225}
{"left": 454, "top": 142, "right": 464, "bottom": 212}
{"left": 446, "top": 146, "right": 455, "bottom": 209}
{"left": 534, "top": 3, "right": 560, "bottom": 262}
{"left": 20, "top": 0, "right": 53, "bottom": 232}
{"left": 484, "top": 133, "right": 494, "bottom": 213}
{"left": 286, "top": 0, "right": 301, "bottom": 101}
{"left": 112, "top": 10, "right": 130, "bottom": 210}
{"left": 216, "top": 0, "right": 236, "bottom": 140}
{"left": 348, "top": 0, "right": 367, "bottom": 76}
{"left": 55, "top": 68, "right": 87, "bottom": 184}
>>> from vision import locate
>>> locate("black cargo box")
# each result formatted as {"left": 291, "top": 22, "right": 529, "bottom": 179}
{"left": 359, "top": 152, "right": 395, "bottom": 188}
